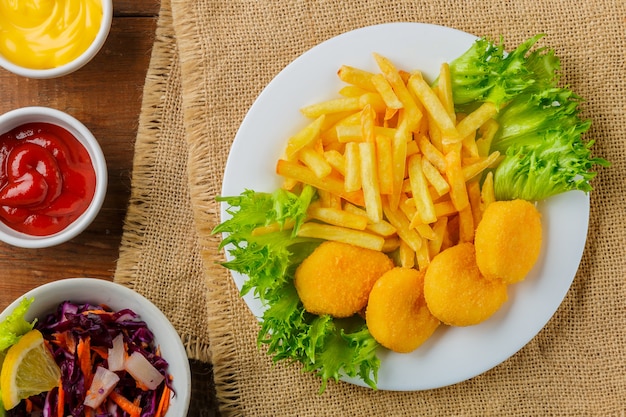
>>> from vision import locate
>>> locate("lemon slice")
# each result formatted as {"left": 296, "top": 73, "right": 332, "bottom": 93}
{"left": 0, "top": 329, "right": 61, "bottom": 410}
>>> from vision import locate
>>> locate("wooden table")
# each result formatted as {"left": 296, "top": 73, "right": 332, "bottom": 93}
{"left": 0, "top": 1, "right": 219, "bottom": 415}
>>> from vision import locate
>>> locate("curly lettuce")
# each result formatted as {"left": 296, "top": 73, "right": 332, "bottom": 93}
{"left": 214, "top": 185, "right": 380, "bottom": 392}
{"left": 449, "top": 34, "right": 609, "bottom": 200}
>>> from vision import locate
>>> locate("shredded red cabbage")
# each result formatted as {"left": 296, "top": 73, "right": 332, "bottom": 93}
{"left": 7, "top": 301, "right": 174, "bottom": 417}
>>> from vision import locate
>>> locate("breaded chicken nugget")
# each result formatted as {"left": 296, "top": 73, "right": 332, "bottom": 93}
{"left": 475, "top": 199, "right": 542, "bottom": 284}
{"left": 294, "top": 241, "right": 394, "bottom": 317}
{"left": 366, "top": 267, "right": 440, "bottom": 353}
{"left": 424, "top": 243, "right": 508, "bottom": 326}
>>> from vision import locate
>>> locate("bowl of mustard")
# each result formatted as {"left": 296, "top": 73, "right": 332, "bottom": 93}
{"left": 0, "top": 0, "right": 113, "bottom": 79}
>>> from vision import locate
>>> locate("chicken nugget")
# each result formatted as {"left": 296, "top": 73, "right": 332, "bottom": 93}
{"left": 475, "top": 199, "right": 542, "bottom": 284}
{"left": 424, "top": 242, "right": 508, "bottom": 326}
{"left": 294, "top": 241, "right": 394, "bottom": 317}
{"left": 366, "top": 267, "right": 440, "bottom": 353}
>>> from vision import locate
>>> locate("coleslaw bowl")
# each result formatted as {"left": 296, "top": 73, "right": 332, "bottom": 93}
{"left": 0, "top": 278, "right": 191, "bottom": 416}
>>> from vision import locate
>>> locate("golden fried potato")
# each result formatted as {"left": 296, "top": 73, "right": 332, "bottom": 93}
{"left": 366, "top": 267, "right": 440, "bottom": 353}
{"left": 424, "top": 242, "right": 508, "bottom": 326}
{"left": 474, "top": 199, "right": 542, "bottom": 284}
{"left": 294, "top": 241, "right": 394, "bottom": 317}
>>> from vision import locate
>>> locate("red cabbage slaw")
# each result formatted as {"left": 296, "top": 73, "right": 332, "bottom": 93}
{"left": 8, "top": 301, "right": 173, "bottom": 417}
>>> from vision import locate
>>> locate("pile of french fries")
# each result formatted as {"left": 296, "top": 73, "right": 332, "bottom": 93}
{"left": 275, "top": 53, "right": 502, "bottom": 270}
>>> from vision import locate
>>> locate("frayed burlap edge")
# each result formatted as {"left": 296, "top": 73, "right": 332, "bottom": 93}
{"left": 169, "top": 1, "right": 243, "bottom": 413}
{"left": 114, "top": 0, "right": 212, "bottom": 364}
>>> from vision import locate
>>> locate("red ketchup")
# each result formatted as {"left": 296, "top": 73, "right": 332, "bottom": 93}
{"left": 0, "top": 122, "right": 96, "bottom": 236}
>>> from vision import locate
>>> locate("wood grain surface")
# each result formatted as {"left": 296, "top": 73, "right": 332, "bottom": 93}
{"left": 0, "top": 1, "right": 219, "bottom": 415}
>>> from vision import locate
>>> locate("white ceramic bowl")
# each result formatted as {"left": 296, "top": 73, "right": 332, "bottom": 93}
{"left": 0, "top": 0, "right": 113, "bottom": 79}
{"left": 0, "top": 278, "right": 191, "bottom": 416}
{"left": 0, "top": 106, "right": 107, "bottom": 248}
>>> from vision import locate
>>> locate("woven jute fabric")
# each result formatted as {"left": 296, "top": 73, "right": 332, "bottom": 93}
{"left": 116, "top": 0, "right": 626, "bottom": 415}
{"left": 114, "top": 0, "right": 211, "bottom": 363}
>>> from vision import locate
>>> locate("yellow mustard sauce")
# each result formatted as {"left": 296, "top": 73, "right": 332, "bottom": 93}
{"left": 0, "top": 0, "right": 103, "bottom": 69}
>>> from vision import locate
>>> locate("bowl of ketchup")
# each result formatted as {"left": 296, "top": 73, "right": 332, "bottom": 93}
{"left": 0, "top": 0, "right": 113, "bottom": 79}
{"left": 0, "top": 106, "right": 107, "bottom": 248}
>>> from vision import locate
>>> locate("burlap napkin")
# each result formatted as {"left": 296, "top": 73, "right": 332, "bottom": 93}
{"left": 114, "top": 0, "right": 211, "bottom": 364}
{"left": 116, "top": 0, "right": 626, "bottom": 415}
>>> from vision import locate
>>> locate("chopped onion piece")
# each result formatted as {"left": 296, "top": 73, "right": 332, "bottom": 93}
{"left": 124, "top": 351, "right": 165, "bottom": 390}
{"left": 107, "top": 333, "right": 125, "bottom": 372}
{"left": 84, "top": 366, "right": 120, "bottom": 409}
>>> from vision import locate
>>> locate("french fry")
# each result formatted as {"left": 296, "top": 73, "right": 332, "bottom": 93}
{"left": 389, "top": 111, "right": 410, "bottom": 210}
{"left": 361, "top": 104, "right": 377, "bottom": 143}
{"left": 421, "top": 157, "right": 450, "bottom": 197}
{"left": 436, "top": 62, "right": 456, "bottom": 124}
{"left": 444, "top": 147, "right": 470, "bottom": 211}
{"left": 344, "top": 202, "right": 397, "bottom": 237}
{"left": 358, "top": 93, "right": 387, "bottom": 114}
{"left": 480, "top": 171, "right": 496, "bottom": 209}
{"left": 427, "top": 216, "right": 448, "bottom": 258}
{"left": 335, "top": 124, "right": 397, "bottom": 143}
{"left": 296, "top": 222, "right": 385, "bottom": 251}
{"left": 382, "top": 198, "right": 422, "bottom": 252}
{"left": 337, "top": 65, "right": 377, "bottom": 91}
{"left": 298, "top": 146, "right": 332, "bottom": 178}
{"left": 414, "top": 222, "right": 436, "bottom": 241}
{"left": 434, "top": 199, "right": 457, "bottom": 217}
{"left": 307, "top": 206, "right": 369, "bottom": 230}
{"left": 462, "top": 151, "right": 501, "bottom": 182}
{"left": 371, "top": 72, "right": 404, "bottom": 109}
{"left": 323, "top": 149, "right": 346, "bottom": 176}
{"left": 276, "top": 159, "right": 364, "bottom": 206}
{"left": 327, "top": 191, "right": 343, "bottom": 210}
{"left": 415, "top": 235, "right": 431, "bottom": 270}
{"left": 301, "top": 97, "right": 361, "bottom": 118}
{"left": 339, "top": 85, "right": 370, "bottom": 97}
{"left": 427, "top": 112, "right": 444, "bottom": 152}
{"left": 467, "top": 179, "right": 483, "bottom": 226}
{"left": 461, "top": 131, "right": 480, "bottom": 159}
{"left": 335, "top": 124, "right": 363, "bottom": 142}
{"left": 417, "top": 134, "right": 447, "bottom": 172}
{"left": 359, "top": 141, "right": 383, "bottom": 223}
{"left": 408, "top": 154, "right": 437, "bottom": 224}
{"left": 373, "top": 53, "right": 422, "bottom": 131}
{"left": 375, "top": 135, "right": 394, "bottom": 195}
{"left": 458, "top": 204, "right": 474, "bottom": 243}
{"left": 476, "top": 118, "right": 499, "bottom": 157}
{"left": 384, "top": 107, "right": 399, "bottom": 122}
{"left": 398, "top": 239, "right": 416, "bottom": 268}
{"left": 284, "top": 115, "right": 326, "bottom": 160}
{"left": 344, "top": 142, "right": 361, "bottom": 192}
{"left": 382, "top": 236, "right": 401, "bottom": 253}
{"left": 406, "top": 139, "right": 419, "bottom": 157}
{"left": 407, "top": 71, "right": 459, "bottom": 140}
{"left": 315, "top": 190, "right": 331, "bottom": 208}
{"left": 455, "top": 101, "right": 498, "bottom": 140}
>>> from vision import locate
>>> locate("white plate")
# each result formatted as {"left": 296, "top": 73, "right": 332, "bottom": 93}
{"left": 220, "top": 22, "right": 590, "bottom": 391}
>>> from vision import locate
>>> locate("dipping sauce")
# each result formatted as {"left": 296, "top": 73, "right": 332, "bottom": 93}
{"left": 0, "top": 0, "right": 103, "bottom": 70}
{"left": 0, "top": 122, "right": 96, "bottom": 236}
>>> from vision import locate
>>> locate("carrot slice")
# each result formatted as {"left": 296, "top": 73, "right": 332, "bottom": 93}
{"left": 155, "top": 383, "right": 171, "bottom": 417}
{"left": 109, "top": 391, "right": 142, "bottom": 417}
{"left": 90, "top": 345, "right": 109, "bottom": 359}
{"left": 25, "top": 398, "right": 33, "bottom": 413}
{"left": 77, "top": 336, "right": 93, "bottom": 387}
{"left": 57, "top": 380, "right": 64, "bottom": 417}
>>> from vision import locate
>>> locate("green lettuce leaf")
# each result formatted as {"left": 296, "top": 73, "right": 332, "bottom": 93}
{"left": 0, "top": 297, "right": 35, "bottom": 352}
{"left": 449, "top": 34, "right": 545, "bottom": 110}
{"left": 449, "top": 34, "right": 609, "bottom": 200}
